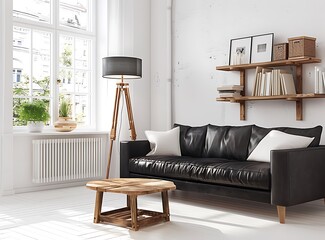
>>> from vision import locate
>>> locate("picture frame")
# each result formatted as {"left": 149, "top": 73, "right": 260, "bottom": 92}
{"left": 251, "top": 33, "right": 274, "bottom": 63}
{"left": 229, "top": 36, "right": 252, "bottom": 65}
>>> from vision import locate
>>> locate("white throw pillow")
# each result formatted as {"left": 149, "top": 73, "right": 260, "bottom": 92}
{"left": 145, "top": 127, "right": 181, "bottom": 156}
{"left": 247, "top": 130, "right": 314, "bottom": 162}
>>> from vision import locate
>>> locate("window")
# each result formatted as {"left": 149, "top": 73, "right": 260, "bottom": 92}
{"left": 59, "top": 35, "right": 91, "bottom": 124}
{"left": 13, "top": 0, "right": 95, "bottom": 127}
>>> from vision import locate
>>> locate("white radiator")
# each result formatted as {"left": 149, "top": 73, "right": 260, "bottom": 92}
{"left": 32, "top": 138, "right": 104, "bottom": 183}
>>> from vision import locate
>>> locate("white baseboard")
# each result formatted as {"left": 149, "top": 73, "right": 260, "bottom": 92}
{"left": 0, "top": 189, "right": 15, "bottom": 196}
{"left": 12, "top": 179, "right": 99, "bottom": 194}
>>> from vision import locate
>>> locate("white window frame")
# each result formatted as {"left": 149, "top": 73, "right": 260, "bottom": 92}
{"left": 12, "top": 0, "right": 96, "bottom": 130}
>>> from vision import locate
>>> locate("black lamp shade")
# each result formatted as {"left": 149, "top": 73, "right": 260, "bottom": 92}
{"left": 102, "top": 56, "right": 142, "bottom": 79}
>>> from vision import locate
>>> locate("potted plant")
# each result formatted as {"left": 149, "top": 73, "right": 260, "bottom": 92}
{"left": 19, "top": 100, "right": 50, "bottom": 132}
{"left": 54, "top": 97, "right": 77, "bottom": 132}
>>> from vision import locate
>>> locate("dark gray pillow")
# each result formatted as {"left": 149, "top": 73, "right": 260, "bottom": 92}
{"left": 174, "top": 123, "right": 207, "bottom": 157}
{"left": 248, "top": 125, "right": 323, "bottom": 155}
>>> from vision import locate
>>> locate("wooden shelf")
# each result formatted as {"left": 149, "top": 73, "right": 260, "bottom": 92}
{"left": 216, "top": 57, "right": 323, "bottom": 120}
{"left": 217, "top": 93, "right": 325, "bottom": 102}
{"left": 216, "top": 57, "right": 321, "bottom": 71}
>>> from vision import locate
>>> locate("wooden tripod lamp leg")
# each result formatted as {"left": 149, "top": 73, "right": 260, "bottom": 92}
{"left": 123, "top": 86, "right": 137, "bottom": 140}
{"left": 106, "top": 82, "right": 137, "bottom": 178}
{"left": 106, "top": 85, "right": 122, "bottom": 179}
{"left": 106, "top": 140, "right": 114, "bottom": 178}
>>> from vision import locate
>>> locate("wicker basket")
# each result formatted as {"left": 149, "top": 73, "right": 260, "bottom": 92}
{"left": 288, "top": 36, "right": 316, "bottom": 59}
{"left": 273, "top": 43, "right": 288, "bottom": 61}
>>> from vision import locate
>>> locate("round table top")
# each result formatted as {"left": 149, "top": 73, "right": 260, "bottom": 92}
{"left": 86, "top": 178, "right": 176, "bottom": 195}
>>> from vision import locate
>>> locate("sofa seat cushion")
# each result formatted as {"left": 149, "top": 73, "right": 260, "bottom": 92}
{"left": 129, "top": 156, "right": 270, "bottom": 190}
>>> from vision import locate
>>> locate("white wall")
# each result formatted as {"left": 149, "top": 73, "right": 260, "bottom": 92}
{"left": 150, "top": 0, "right": 172, "bottom": 131}
{"left": 132, "top": 0, "right": 151, "bottom": 138}
{"left": 171, "top": 0, "right": 325, "bottom": 142}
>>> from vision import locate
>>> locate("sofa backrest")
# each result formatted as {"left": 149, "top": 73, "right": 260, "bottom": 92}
{"left": 175, "top": 123, "right": 323, "bottom": 161}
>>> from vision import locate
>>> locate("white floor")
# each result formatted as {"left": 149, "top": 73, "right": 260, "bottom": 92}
{"left": 0, "top": 186, "right": 324, "bottom": 240}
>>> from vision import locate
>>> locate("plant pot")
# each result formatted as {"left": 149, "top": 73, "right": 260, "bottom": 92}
{"left": 54, "top": 117, "right": 77, "bottom": 132}
{"left": 27, "top": 121, "right": 44, "bottom": 133}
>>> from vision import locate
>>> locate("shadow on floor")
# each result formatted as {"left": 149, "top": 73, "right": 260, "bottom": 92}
{"left": 129, "top": 221, "right": 224, "bottom": 240}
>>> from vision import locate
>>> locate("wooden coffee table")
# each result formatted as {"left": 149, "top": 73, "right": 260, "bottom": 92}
{"left": 86, "top": 178, "right": 176, "bottom": 231}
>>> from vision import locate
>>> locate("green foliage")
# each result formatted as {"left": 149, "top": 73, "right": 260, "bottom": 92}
{"left": 34, "top": 76, "right": 50, "bottom": 97}
{"left": 13, "top": 75, "right": 51, "bottom": 126}
{"left": 60, "top": 46, "right": 72, "bottom": 67}
{"left": 18, "top": 100, "right": 50, "bottom": 123}
{"left": 59, "top": 97, "right": 71, "bottom": 117}
{"left": 13, "top": 98, "right": 28, "bottom": 126}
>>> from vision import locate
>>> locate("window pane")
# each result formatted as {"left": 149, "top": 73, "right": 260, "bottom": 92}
{"left": 74, "top": 95, "right": 88, "bottom": 125}
{"left": 59, "top": 34, "right": 91, "bottom": 126}
{"left": 59, "top": 0, "right": 90, "bottom": 31}
{"left": 13, "top": 0, "right": 51, "bottom": 24}
{"left": 13, "top": 26, "right": 31, "bottom": 96}
{"left": 33, "top": 30, "right": 51, "bottom": 97}
{"left": 59, "top": 69, "right": 74, "bottom": 92}
{"left": 75, "top": 38, "right": 90, "bottom": 70}
{"left": 13, "top": 98, "right": 29, "bottom": 126}
{"left": 59, "top": 35, "right": 74, "bottom": 68}
{"left": 75, "top": 70, "right": 89, "bottom": 93}
{"left": 13, "top": 27, "right": 52, "bottom": 126}
{"left": 59, "top": 35, "right": 74, "bottom": 93}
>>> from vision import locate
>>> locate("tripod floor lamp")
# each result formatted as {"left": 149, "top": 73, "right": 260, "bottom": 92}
{"left": 102, "top": 56, "right": 142, "bottom": 178}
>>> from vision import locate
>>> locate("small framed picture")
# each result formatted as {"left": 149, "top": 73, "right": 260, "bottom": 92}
{"left": 229, "top": 36, "right": 252, "bottom": 65}
{"left": 251, "top": 33, "right": 274, "bottom": 63}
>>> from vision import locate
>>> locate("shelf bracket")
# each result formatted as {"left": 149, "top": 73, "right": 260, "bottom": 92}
{"left": 240, "top": 70, "right": 246, "bottom": 120}
{"left": 296, "top": 64, "right": 303, "bottom": 120}
{"left": 296, "top": 100, "right": 303, "bottom": 120}
{"left": 240, "top": 102, "right": 245, "bottom": 120}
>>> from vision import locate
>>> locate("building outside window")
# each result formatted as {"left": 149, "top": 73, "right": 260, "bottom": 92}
{"left": 12, "top": 0, "right": 95, "bottom": 127}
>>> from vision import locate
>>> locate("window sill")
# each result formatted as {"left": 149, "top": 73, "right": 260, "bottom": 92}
{"left": 13, "top": 128, "right": 109, "bottom": 137}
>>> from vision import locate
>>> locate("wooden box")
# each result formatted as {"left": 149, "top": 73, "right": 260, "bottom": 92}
{"left": 288, "top": 36, "right": 316, "bottom": 59}
{"left": 273, "top": 43, "right": 288, "bottom": 61}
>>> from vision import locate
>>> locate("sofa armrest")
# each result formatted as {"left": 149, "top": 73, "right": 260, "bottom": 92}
{"left": 271, "top": 146, "right": 325, "bottom": 207}
{"left": 120, "top": 140, "right": 151, "bottom": 178}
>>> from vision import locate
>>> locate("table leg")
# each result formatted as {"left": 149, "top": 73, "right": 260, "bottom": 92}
{"left": 127, "top": 195, "right": 130, "bottom": 208}
{"left": 161, "top": 190, "right": 170, "bottom": 221}
{"left": 129, "top": 195, "right": 138, "bottom": 231}
{"left": 94, "top": 191, "right": 103, "bottom": 223}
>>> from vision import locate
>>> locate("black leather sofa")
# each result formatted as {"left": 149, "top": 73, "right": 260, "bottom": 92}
{"left": 120, "top": 124, "right": 325, "bottom": 223}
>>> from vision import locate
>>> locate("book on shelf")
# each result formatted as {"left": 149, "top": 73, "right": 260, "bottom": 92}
{"left": 315, "top": 67, "right": 325, "bottom": 94}
{"left": 260, "top": 68, "right": 271, "bottom": 96}
{"left": 281, "top": 73, "right": 296, "bottom": 94}
{"left": 265, "top": 72, "right": 272, "bottom": 96}
{"left": 217, "top": 85, "right": 243, "bottom": 98}
{"left": 252, "top": 67, "right": 295, "bottom": 96}
{"left": 219, "top": 92, "right": 242, "bottom": 98}
{"left": 217, "top": 85, "right": 243, "bottom": 91}
{"left": 252, "top": 67, "right": 262, "bottom": 96}
{"left": 323, "top": 72, "right": 325, "bottom": 91}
